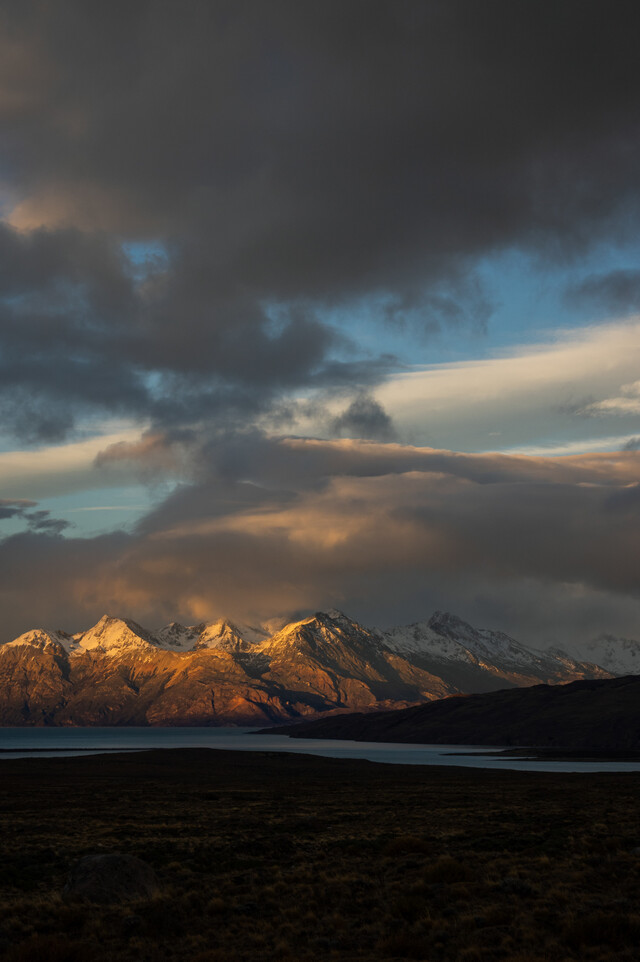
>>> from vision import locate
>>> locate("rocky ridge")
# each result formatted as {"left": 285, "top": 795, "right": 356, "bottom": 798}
{"left": 0, "top": 609, "right": 617, "bottom": 726}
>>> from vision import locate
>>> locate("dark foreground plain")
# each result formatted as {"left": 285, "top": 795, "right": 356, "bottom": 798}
{"left": 1, "top": 750, "right": 640, "bottom": 962}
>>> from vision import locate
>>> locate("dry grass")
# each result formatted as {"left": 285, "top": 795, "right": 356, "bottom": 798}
{"left": 0, "top": 748, "right": 639, "bottom": 960}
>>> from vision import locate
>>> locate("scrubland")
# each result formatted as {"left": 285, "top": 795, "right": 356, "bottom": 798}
{"left": 0, "top": 749, "right": 639, "bottom": 961}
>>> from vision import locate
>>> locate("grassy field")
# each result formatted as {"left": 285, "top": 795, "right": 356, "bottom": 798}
{"left": 0, "top": 749, "right": 639, "bottom": 961}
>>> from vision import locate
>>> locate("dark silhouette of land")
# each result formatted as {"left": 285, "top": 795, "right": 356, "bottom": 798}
{"left": 272, "top": 674, "right": 640, "bottom": 752}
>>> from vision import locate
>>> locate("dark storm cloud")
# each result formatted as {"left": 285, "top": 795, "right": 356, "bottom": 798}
{"left": 0, "top": 219, "right": 383, "bottom": 439}
{"left": 22, "top": 508, "right": 71, "bottom": 535}
{"left": 2, "top": 1, "right": 640, "bottom": 438}
{"left": 566, "top": 270, "right": 640, "bottom": 315}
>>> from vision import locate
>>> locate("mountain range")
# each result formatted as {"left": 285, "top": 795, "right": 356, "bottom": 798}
{"left": 0, "top": 608, "right": 633, "bottom": 727}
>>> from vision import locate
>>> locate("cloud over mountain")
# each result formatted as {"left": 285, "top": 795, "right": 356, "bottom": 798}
{"left": 2, "top": 436, "right": 640, "bottom": 645}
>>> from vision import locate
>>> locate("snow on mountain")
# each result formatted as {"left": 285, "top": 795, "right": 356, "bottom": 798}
{"left": 0, "top": 606, "right": 620, "bottom": 727}
{"left": 194, "top": 619, "right": 269, "bottom": 651}
{"left": 155, "top": 622, "right": 204, "bottom": 650}
{"left": 578, "top": 634, "right": 640, "bottom": 676}
{"left": 257, "top": 610, "right": 381, "bottom": 665}
{"left": 425, "top": 611, "right": 557, "bottom": 668}
{"left": 380, "top": 620, "right": 470, "bottom": 661}
{"left": 73, "top": 615, "right": 158, "bottom": 657}
{"left": 378, "top": 611, "right": 610, "bottom": 689}
{"left": 5, "top": 628, "right": 76, "bottom": 654}
{"left": 254, "top": 609, "right": 451, "bottom": 708}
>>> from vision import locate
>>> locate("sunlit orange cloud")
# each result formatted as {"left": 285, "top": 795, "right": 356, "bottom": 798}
{"left": 274, "top": 437, "right": 640, "bottom": 485}
{"left": 111, "top": 454, "right": 640, "bottom": 625}
{"left": 1, "top": 432, "right": 639, "bottom": 642}
{"left": 6, "top": 182, "right": 164, "bottom": 234}
{"left": 99, "top": 430, "right": 640, "bottom": 487}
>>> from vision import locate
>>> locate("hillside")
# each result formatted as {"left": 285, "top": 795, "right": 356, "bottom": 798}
{"left": 275, "top": 675, "right": 640, "bottom": 751}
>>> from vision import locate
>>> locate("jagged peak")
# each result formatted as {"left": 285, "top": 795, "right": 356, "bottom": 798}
{"left": 547, "top": 645, "right": 571, "bottom": 658}
{"left": 75, "top": 613, "right": 156, "bottom": 653}
{"left": 93, "top": 613, "right": 148, "bottom": 632}
{"left": 5, "top": 628, "right": 67, "bottom": 650}
{"left": 209, "top": 617, "right": 241, "bottom": 630}
{"left": 426, "top": 611, "right": 518, "bottom": 644}
{"left": 274, "top": 612, "right": 332, "bottom": 636}
{"left": 195, "top": 618, "right": 267, "bottom": 650}
{"left": 309, "top": 609, "right": 364, "bottom": 629}
{"left": 323, "top": 608, "right": 349, "bottom": 620}
{"left": 427, "top": 611, "right": 476, "bottom": 634}
{"left": 75, "top": 613, "right": 148, "bottom": 636}
{"left": 155, "top": 621, "right": 202, "bottom": 649}
{"left": 262, "top": 610, "right": 371, "bottom": 655}
{"left": 198, "top": 619, "right": 243, "bottom": 640}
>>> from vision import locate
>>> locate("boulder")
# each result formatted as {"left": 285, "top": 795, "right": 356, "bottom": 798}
{"left": 63, "top": 853, "right": 159, "bottom": 903}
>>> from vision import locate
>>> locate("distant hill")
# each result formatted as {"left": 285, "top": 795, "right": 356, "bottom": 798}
{"left": 273, "top": 675, "right": 640, "bottom": 751}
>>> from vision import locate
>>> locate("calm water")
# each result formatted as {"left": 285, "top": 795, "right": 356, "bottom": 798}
{"left": 0, "top": 727, "right": 639, "bottom": 773}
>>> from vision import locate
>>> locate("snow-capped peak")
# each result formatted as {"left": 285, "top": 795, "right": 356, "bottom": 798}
{"left": 5, "top": 628, "right": 74, "bottom": 654}
{"left": 323, "top": 608, "right": 349, "bottom": 621}
{"left": 427, "top": 611, "right": 481, "bottom": 641}
{"left": 74, "top": 614, "right": 157, "bottom": 656}
{"left": 155, "top": 621, "right": 204, "bottom": 650}
{"left": 580, "top": 633, "right": 640, "bottom": 677}
{"left": 379, "top": 610, "right": 611, "bottom": 687}
{"left": 193, "top": 619, "right": 268, "bottom": 651}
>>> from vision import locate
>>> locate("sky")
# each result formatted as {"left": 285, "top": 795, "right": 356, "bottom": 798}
{"left": 1, "top": 0, "right": 640, "bottom": 647}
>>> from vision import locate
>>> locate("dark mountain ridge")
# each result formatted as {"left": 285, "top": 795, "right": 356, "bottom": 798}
{"left": 273, "top": 675, "right": 640, "bottom": 751}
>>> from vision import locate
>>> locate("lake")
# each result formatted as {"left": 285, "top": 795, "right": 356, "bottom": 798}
{"left": 1, "top": 726, "right": 639, "bottom": 772}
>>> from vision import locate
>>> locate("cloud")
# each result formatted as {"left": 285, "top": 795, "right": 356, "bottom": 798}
{"left": 331, "top": 394, "right": 397, "bottom": 441}
{"left": 22, "top": 509, "right": 71, "bottom": 535}
{"left": 2, "top": 3, "right": 640, "bottom": 442}
{"left": 376, "top": 319, "right": 640, "bottom": 450}
{"left": 0, "top": 426, "right": 145, "bottom": 500}
{"left": 3, "top": 4, "right": 640, "bottom": 646}
{"left": 0, "top": 217, "right": 394, "bottom": 443}
{"left": 2, "top": 436, "right": 640, "bottom": 645}
{"left": 585, "top": 380, "right": 640, "bottom": 417}
{"left": 0, "top": 497, "right": 36, "bottom": 520}
{"left": 0, "top": 498, "right": 70, "bottom": 535}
